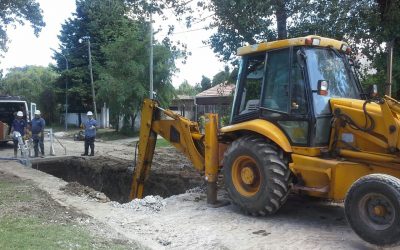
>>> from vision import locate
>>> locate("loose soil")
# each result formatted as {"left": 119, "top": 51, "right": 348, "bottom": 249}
{"left": 0, "top": 136, "right": 397, "bottom": 249}
{"left": 31, "top": 153, "right": 204, "bottom": 203}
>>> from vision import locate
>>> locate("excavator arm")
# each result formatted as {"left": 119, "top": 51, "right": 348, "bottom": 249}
{"left": 329, "top": 95, "right": 400, "bottom": 163}
{"left": 129, "top": 99, "right": 220, "bottom": 202}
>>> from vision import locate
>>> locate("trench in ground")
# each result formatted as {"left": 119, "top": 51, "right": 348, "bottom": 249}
{"left": 31, "top": 156, "right": 204, "bottom": 203}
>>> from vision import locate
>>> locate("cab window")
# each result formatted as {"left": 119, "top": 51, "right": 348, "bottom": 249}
{"left": 237, "top": 54, "right": 264, "bottom": 115}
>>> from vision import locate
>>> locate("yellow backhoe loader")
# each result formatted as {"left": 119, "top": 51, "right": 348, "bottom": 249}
{"left": 130, "top": 35, "right": 400, "bottom": 246}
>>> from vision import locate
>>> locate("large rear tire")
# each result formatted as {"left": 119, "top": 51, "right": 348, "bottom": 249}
{"left": 345, "top": 174, "right": 400, "bottom": 246}
{"left": 223, "top": 135, "right": 291, "bottom": 215}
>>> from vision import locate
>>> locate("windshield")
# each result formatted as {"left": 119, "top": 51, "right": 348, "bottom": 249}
{"left": 305, "top": 48, "right": 360, "bottom": 115}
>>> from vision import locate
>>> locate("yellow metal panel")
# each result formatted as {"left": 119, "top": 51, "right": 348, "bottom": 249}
{"left": 333, "top": 163, "right": 400, "bottom": 200}
{"left": 237, "top": 35, "right": 347, "bottom": 56}
{"left": 204, "top": 114, "right": 219, "bottom": 182}
{"left": 220, "top": 119, "right": 292, "bottom": 152}
{"left": 130, "top": 99, "right": 158, "bottom": 199}
{"left": 290, "top": 154, "right": 400, "bottom": 201}
{"left": 290, "top": 154, "right": 335, "bottom": 198}
{"left": 152, "top": 120, "right": 205, "bottom": 171}
{"left": 329, "top": 98, "right": 397, "bottom": 154}
{"left": 292, "top": 147, "right": 323, "bottom": 156}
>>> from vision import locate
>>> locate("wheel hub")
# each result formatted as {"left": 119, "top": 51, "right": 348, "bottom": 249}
{"left": 241, "top": 167, "right": 255, "bottom": 185}
{"left": 359, "top": 193, "right": 395, "bottom": 230}
{"left": 373, "top": 205, "right": 386, "bottom": 217}
{"left": 231, "top": 155, "right": 261, "bottom": 197}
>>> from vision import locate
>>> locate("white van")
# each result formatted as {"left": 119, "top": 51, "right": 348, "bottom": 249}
{"left": 0, "top": 96, "right": 36, "bottom": 142}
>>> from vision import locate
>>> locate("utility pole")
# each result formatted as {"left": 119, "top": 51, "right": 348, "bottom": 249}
{"left": 64, "top": 57, "right": 69, "bottom": 130}
{"left": 85, "top": 37, "right": 98, "bottom": 118}
{"left": 386, "top": 40, "right": 394, "bottom": 96}
{"left": 149, "top": 0, "right": 154, "bottom": 99}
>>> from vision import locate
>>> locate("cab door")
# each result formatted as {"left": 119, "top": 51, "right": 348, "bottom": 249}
{"left": 30, "top": 103, "right": 36, "bottom": 121}
{"left": 259, "top": 47, "right": 310, "bottom": 145}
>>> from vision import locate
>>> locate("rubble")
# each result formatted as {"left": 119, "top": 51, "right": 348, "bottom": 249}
{"left": 111, "top": 195, "right": 166, "bottom": 212}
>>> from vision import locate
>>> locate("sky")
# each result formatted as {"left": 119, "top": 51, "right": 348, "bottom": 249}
{"left": 0, "top": 0, "right": 225, "bottom": 88}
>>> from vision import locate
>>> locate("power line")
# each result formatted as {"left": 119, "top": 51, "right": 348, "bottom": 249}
{"left": 170, "top": 27, "right": 207, "bottom": 35}
{"left": 191, "top": 13, "right": 215, "bottom": 25}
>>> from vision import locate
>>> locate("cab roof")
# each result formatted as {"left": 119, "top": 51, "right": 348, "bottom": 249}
{"left": 0, "top": 95, "right": 25, "bottom": 101}
{"left": 237, "top": 35, "right": 349, "bottom": 56}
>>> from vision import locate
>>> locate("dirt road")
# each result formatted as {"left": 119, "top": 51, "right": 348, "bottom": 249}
{"left": 0, "top": 136, "right": 393, "bottom": 249}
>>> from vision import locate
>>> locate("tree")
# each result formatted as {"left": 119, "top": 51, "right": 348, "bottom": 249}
{"left": 0, "top": 0, "right": 45, "bottom": 54}
{"left": 54, "top": 0, "right": 131, "bottom": 113}
{"left": 97, "top": 19, "right": 177, "bottom": 132}
{"left": 199, "top": 0, "right": 310, "bottom": 60}
{"left": 0, "top": 66, "right": 59, "bottom": 122}
{"left": 54, "top": 0, "right": 186, "bottom": 118}
{"left": 199, "top": 75, "right": 212, "bottom": 91}
{"left": 212, "top": 65, "right": 230, "bottom": 86}
{"left": 176, "top": 80, "right": 198, "bottom": 96}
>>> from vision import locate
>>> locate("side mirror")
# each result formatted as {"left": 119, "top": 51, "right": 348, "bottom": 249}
{"left": 317, "top": 80, "right": 329, "bottom": 96}
{"left": 366, "top": 84, "right": 378, "bottom": 98}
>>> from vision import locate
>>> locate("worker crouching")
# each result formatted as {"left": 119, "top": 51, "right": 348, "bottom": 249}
{"left": 81, "top": 111, "right": 97, "bottom": 156}
{"left": 10, "top": 111, "right": 27, "bottom": 158}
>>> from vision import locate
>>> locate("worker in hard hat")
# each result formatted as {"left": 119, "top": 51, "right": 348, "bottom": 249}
{"left": 81, "top": 111, "right": 97, "bottom": 156}
{"left": 31, "top": 110, "right": 46, "bottom": 157}
{"left": 10, "top": 111, "right": 27, "bottom": 158}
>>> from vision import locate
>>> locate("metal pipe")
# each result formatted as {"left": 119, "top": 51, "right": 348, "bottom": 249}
{"left": 87, "top": 38, "right": 97, "bottom": 119}
{"left": 339, "top": 149, "right": 400, "bottom": 164}
{"left": 386, "top": 40, "right": 394, "bottom": 96}
{"left": 149, "top": 0, "right": 154, "bottom": 99}
{"left": 205, "top": 113, "right": 219, "bottom": 204}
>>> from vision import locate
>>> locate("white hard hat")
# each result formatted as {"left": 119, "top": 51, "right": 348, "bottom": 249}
{"left": 87, "top": 111, "right": 93, "bottom": 116}
{"left": 35, "top": 110, "right": 41, "bottom": 115}
{"left": 17, "top": 111, "right": 23, "bottom": 117}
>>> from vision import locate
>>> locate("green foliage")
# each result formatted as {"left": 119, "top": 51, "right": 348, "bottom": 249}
{"left": 0, "top": 0, "right": 45, "bottom": 54}
{"left": 0, "top": 66, "right": 59, "bottom": 122}
{"left": 54, "top": 0, "right": 180, "bottom": 131}
{"left": 156, "top": 138, "right": 171, "bottom": 148}
{"left": 200, "top": 75, "right": 212, "bottom": 91}
{"left": 201, "top": 0, "right": 310, "bottom": 60}
{"left": 176, "top": 80, "right": 198, "bottom": 96}
{"left": 97, "top": 19, "right": 177, "bottom": 131}
{"left": 187, "top": 0, "right": 399, "bottom": 98}
{"left": 54, "top": 0, "right": 129, "bottom": 113}
{"left": 212, "top": 65, "right": 230, "bottom": 86}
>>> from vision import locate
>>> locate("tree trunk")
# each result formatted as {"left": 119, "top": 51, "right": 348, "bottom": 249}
{"left": 275, "top": 1, "right": 287, "bottom": 39}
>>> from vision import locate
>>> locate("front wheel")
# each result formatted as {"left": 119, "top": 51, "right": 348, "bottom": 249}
{"left": 223, "top": 135, "right": 291, "bottom": 216}
{"left": 345, "top": 174, "right": 400, "bottom": 246}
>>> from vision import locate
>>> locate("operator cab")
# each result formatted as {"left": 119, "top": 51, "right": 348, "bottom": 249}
{"left": 231, "top": 36, "right": 364, "bottom": 147}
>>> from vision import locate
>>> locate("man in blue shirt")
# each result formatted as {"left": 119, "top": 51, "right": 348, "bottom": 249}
{"left": 31, "top": 110, "right": 46, "bottom": 157}
{"left": 81, "top": 111, "right": 97, "bottom": 156}
{"left": 11, "top": 111, "right": 27, "bottom": 157}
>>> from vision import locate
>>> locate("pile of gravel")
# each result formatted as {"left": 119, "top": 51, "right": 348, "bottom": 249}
{"left": 185, "top": 185, "right": 206, "bottom": 194}
{"left": 111, "top": 195, "right": 166, "bottom": 212}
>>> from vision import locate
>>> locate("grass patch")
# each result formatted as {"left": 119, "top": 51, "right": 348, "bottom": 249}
{"left": 156, "top": 138, "right": 171, "bottom": 148}
{"left": 0, "top": 176, "right": 134, "bottom": 250}
{"left": 0, "top": 181, "right": 33, "bottom": 204}
{"left": 96, "top": 129, "right": 138, "bottom": 141}
{"left": 0, "top": 217, "right": 128, "bottom": 250}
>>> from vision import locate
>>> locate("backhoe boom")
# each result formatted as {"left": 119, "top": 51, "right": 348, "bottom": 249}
{"left": 130, "top": 99, "right": 219, "bottom": 200}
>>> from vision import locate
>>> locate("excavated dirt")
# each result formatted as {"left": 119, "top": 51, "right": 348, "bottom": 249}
{"left": 31, "top": 153, "right": 204, "bottom": 203}
{"left": 3, "top": 139, "right": 396, "bottom": 249}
